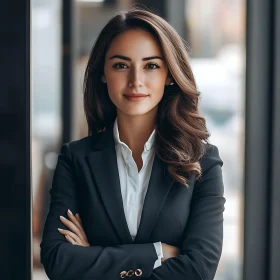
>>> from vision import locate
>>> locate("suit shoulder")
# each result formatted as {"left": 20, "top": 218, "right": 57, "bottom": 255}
{"left": 61, "top": 132, "right": 104, "bottom": 157}
{"left": 199, "top": 142, "right": 223, "bottom": 173}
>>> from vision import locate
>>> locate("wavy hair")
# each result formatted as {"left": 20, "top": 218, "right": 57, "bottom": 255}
{"left": 83, "top": 7, "right": 210, "bottom": 187}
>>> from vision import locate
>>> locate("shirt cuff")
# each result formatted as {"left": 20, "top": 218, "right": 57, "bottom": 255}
{"left": 153, "top": 242, "right": 163, "bottom": 269}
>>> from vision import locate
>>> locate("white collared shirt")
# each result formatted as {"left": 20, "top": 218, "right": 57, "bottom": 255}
{"left": 113, "top": 118, "right": 163, "bottom": 269}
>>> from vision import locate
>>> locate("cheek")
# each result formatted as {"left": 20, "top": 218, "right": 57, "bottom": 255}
{"left": 106, "top": 76, "right": 126, "bottom": 97}
{"left": 147, "top": 76, "right": 166, "bottom": 96}
{"left": 107, "top": 74, "right": 125, "bottom": 87}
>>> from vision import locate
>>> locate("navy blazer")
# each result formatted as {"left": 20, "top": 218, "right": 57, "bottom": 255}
{"left": 40, "top": 124, "right": 226, "bottom": 280}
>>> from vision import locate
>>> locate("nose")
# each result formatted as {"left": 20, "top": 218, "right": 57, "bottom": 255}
{"left": 128, "top": 67, "right": 144, "bottom": 89}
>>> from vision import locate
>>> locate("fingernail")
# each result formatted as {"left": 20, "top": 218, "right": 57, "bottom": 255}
{"left": 68, "top": 209, "right": 73, "bottom": 215}
{"left": 60, "top": 215, "right": 66, "bottom": 220}
{"left": 57, "top": 228, "right": 63, "bottom": 231}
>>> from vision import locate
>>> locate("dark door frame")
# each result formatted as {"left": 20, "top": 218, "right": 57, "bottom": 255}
{"left": 0, "top": 0, "right": 31, "bottom": 278}
{"left": 243, "top": 0, "right": 280, "bottom": 279}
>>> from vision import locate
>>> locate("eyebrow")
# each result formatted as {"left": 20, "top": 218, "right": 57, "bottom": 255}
{"left": 109, "top": 55, "right": 164, "bottom": 61}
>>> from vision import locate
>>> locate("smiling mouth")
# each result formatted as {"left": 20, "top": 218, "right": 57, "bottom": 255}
{"left": 123, "top": 94, "right": 149, "bottom": 101}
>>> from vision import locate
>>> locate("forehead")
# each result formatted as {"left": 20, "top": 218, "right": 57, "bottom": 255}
{"left": 105, "top": 29, "right": 163, "bottom": 59}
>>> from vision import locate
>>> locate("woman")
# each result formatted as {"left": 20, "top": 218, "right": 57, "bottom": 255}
{"left": 40, "top": 7, "right": 225, "bottom": 280}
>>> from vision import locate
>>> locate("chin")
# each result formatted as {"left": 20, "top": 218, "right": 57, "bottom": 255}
{"left": 123, "top": 110, "right": 152, "bottom": 117}
{"left": 118, "top": 106, "right": 156, "bottom": 117}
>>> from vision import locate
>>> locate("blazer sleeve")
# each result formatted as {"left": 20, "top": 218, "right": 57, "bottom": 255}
{"left": 40, "top": 143, "right": 158, "bottom": 280}
{"left": 148, "top": 144, "right": 226, "bottom": 280}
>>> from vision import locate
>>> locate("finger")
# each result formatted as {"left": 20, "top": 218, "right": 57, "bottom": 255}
{"left": 67, "top": 210, "right": 83, "bottom": 230}
{"left": 67, "top": 210, "right": 88, "bottom": 241}
{"left": 58, "top": 228, "right": 90, "bottom": 247}
{"left": 65, "top": 235, "right": 77, "bottom": 245}
{"left": 60, "top": 215, "right": 81, "bottom": 236}
{"left": 57, "top": 228, "right": 80, "bottom": 243}
{"left": 60, "top": 214, "right": 87, "bottom": 242}
{"left": 75, "top": 214, "right": 88, "bottom": 240}
{"left": 75, "top": 213, "right": 82, "bottom": 224}
{"left": 67, "top": 210, "right": 87, "bottom": 239}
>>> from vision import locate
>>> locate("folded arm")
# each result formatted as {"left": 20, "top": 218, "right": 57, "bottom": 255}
{"left": 147, "top": 144, "right": 226, "bottom": 280}
{"left": 40, "top": 143, "right": 158, "bottom": 280}
{"left": 41, "top": 241, "right": 157, "bottom": 280}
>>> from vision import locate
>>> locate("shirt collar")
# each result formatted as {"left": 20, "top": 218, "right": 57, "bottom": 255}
{"left": 113, "top": 118, "right": 155, "bottom": 152}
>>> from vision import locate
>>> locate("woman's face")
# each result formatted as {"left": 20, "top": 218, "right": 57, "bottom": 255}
{"left": 102, "top": 28, "right": 172, "bottom": 117}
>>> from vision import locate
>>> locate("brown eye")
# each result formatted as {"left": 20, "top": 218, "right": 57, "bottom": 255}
{"left": 112, "top": 63, "right": 128, "bottom": 69}
{"left": 146, "top": 63, "right": 159, "bottom": 69}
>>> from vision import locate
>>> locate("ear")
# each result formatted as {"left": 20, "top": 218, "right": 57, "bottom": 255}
{"left": 165, "top": 76, "right": 173, "bottom": 86}
{"left": 101, "top": 76, "right": 107, "bottom": 83}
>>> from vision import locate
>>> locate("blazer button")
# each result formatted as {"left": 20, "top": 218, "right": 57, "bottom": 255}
{"left": 135, "top": 269, "right": 143, "bottom": 276}
{"left": 126, "top": 270, "right": 134, "bottom": 277}
{"left": 120, "top": 271, "right": 127, "bottom": 278}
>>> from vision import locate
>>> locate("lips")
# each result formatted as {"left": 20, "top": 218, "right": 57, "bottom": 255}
{"left": 123, "top": 93, "right": 149, "bottom": 102}
{"left": 123, "top": 93, "right": 148, "bottom": 97}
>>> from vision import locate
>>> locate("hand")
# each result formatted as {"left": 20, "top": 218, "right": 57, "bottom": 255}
{"left": 58, "top": 209, "right": 90, "bottom": 247}
{"left": 161, "top": 243, "right": 179, "bottom": 262}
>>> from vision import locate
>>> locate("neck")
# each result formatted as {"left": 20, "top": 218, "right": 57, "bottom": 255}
{"left": 116, "top": 108, "right": 157, "bottom": 154}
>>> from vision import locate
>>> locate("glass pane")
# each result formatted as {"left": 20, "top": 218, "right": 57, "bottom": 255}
{"left": 31, "top": 0, "right": 62, "bottom": 279}
{"left": 185, "top": 0, "right": 246, "bottom": 279}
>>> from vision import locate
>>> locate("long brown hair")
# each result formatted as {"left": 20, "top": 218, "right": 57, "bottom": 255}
{"left": 83, "top": 7, "right": 210, "bottom": 187}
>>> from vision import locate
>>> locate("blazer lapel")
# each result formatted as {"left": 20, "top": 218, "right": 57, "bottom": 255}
{"left": 86, "top": 126, "right": 133, "bottom": 244}
{"left": 134, "top": 155, "right": 174, "bottom": 243}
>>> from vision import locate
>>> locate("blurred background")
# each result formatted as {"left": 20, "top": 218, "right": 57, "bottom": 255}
{"left": 2, "top": 0, "right": 280, "bottom": 279}
{"left": 31, "top": 0, "right": 245, "bottom": 279}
